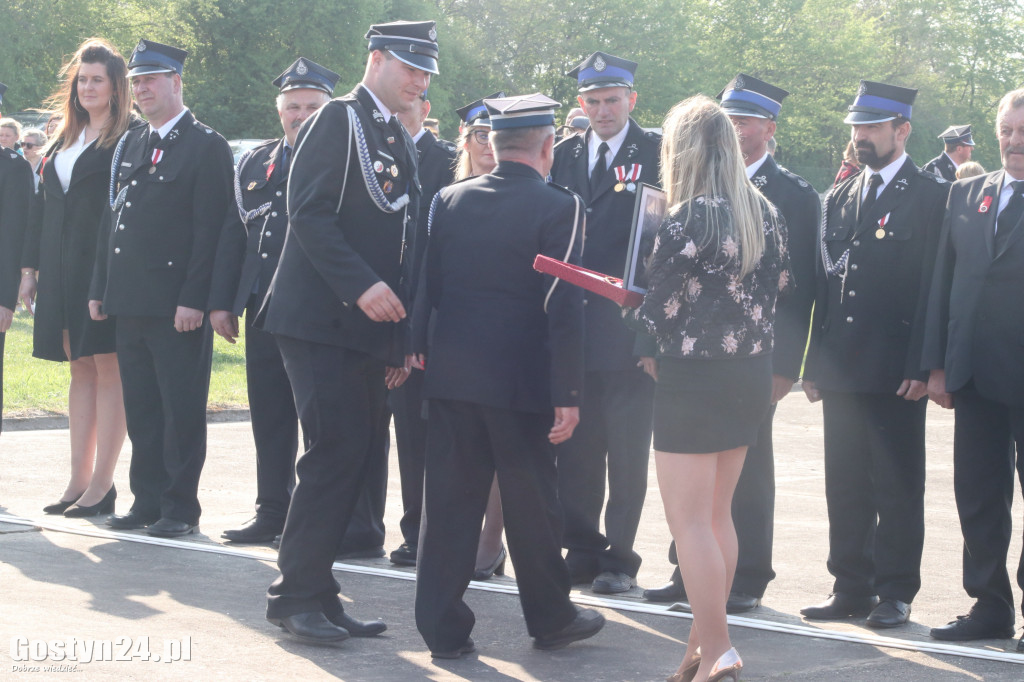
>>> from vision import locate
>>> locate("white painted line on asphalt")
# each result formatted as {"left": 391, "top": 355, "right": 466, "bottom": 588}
{"left": 4, "top": 512, "right": 1022, "bottom": 666}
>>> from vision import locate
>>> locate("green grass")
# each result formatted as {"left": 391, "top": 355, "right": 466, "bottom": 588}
{"left": 3, "top": 309, "right": 249, "bottom": 417}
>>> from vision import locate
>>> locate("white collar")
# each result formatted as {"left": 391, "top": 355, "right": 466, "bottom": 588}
{"left": 1002, "top": 170, "right": 1024, "bottom": 188}
{"left": 362, "top": 84, "right": 394, "bottom": 122}
{"left": 589, "top": 122, "right": 630, "bottom": 165}
{"left": 943, "top": 151, "right": 960, "bottom": 170}
{"left": 150, "top": 107, "right": 189, "bottom": 139}
{"left": 411, "top": 128, "right": 426, "bottom": 144}
{"left": 745, "top": 152, "right": 770, "bottom": 179}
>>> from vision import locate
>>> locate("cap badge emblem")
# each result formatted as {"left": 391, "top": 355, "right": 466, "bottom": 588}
{"left": 594, "top": 55, "right": 606, "bottom": 72}
{"left": 734, "top": 75, "right": 745, "bottom": 90}
{"left": 428, "top": 26, "right": 437, "bottom": 40}
{"left": 296, "top": 60, "right": 308, "bottom": 76}
{"left": 136, "top": 41, "right": 146, "bottom": 52}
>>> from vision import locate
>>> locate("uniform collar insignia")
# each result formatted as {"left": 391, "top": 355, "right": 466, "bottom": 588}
{"left": 752, "top": 175, "right": 767, "bottom": 188}
{"left": 372, "top": 110, "right": 386, "bottom": 124}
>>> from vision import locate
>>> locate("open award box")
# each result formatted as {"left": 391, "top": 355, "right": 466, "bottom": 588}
{"left": 533, "top": 183, "right": 667, "bottom": 308}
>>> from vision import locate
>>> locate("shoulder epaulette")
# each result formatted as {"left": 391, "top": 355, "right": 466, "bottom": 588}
{"left": 776, "top": 165, "right": 816, "bottom": 192}
{"left": 915, "top": 166, "right": 948, "bottom": 184}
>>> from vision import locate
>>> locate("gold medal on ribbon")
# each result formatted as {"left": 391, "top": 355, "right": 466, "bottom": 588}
{"left": 614, "top": 182, "right": 625, "bottom": 192}
{"left": 875, "top": 228, "right": 885, "bottom": 239}
{"left": 247, "top": 181, "right": 257, "bottom": 190}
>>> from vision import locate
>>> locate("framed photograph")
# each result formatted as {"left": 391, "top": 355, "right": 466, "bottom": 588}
{"left": 623, "top": 183, "right": 667, "bottom": 294}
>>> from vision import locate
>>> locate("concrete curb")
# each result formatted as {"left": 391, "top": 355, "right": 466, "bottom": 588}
{"left": 1, "top": 407, "right": 251, "bottom": 432}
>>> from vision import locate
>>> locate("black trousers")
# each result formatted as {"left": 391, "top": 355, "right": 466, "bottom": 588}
{"left": 662, "top": 404, "right": 778, "bottom": 598}
{"left": 0, "top": 331, "right": 5, "bottom": 435}
{"left": 338, "top": 400, "right": 390, "bottom": 553}
{"left": 821, "top": 390, "right": 926, "bottom": 603}
{"left": 391, "top": 367, "right": 427, "bottom": 547}
{"left": 115, "top": 315, "right": 213, "bottom": 524}
{"left": 415, "top": 399, "right": 576, "bottom": 653}
{"left": 952, "top": 382, "right": 1024, "bottom": 624}
{"left": 557, "top": 369, "right": 653, "bottom": 577}
{"left": 244, "top": 310, "right": 297, "bottom": 522}
{"left": 266, "top": 337, "right": 386, "bottom": 618}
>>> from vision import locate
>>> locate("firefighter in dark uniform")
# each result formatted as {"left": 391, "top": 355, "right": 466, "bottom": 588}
{"left": 89, "top": 41, "right": 233, "bottom": 538}
{"left": 259, "top": 21, "right": 435, "bottom": 645}
{"left": 548, "top": 51, "right": 660, "bottom": 594}
{"left": 208, "top": 58, "right": 340, "bottom": 544}
{"left": 923, "top": 124, "right": 975, "bottom": 182}
{"left": 0, "top": 81, "right": 34, "bottom": 429}
{"left": 389, "top": 90, "right": 456, "bottom": 566}
{"left": 413, "top": 93, "right": 605, "bottom": 657}
{"left": 800, "top": 81, "right": 949, "bottom": 629}
{"left": 643, "top": 75, "right": 821, "bottom": 613}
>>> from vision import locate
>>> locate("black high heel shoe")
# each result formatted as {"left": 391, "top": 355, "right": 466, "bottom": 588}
{"left": 64, "top": 486, "right": 116, "bottom": 518}
{"left": 473, "top": 545, "right": 507, "bottom": 581}
{"left": 43, "top": 496, "right": 82, "bottom": 515}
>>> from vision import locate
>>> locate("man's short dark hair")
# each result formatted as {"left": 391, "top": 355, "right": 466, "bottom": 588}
{"left": 491, "top": 125, "right": 554, "bottom": 157}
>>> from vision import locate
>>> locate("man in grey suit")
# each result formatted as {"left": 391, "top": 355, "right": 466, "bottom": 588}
{"left": 924, "top": 88, "right": 1024, "bottom": 648}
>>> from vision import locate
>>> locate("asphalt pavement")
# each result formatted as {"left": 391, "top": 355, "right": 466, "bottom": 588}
{"left": 2, "top": 396, "right": 1023, "bottom": 680}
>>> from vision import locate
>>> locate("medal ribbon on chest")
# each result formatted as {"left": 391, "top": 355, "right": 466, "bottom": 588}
{"left": 613, "top": 164, "right": 641, "bottom": 192}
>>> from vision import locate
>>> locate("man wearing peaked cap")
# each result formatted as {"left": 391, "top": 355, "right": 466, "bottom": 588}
{"left": 89, "top": 39, "right": 235, "bottom": 539}
{"left": 800, "top": 79, "right": 949, "bottom": 629}
{"left": 388, "top": 88, "right": 457, "bottom": 568}
{"left": 924, "top": 124, "right": 975, "bottom": 182}
{"left": 0, "top": 80, "right": 33, "bottom": 432}
{"left": 259, "top": 20, "right": 436, "bottom": 645}
{"left": 550, "top": 51, "right": 661, "bottom": 597}
{"left": 208, "top": 58, "right": 339, "bottom": 547}
{"left": 413, "top": 93, "right": 605, "bottom": 656}
{"left": 645, "top": 74, "right": 822, "bottom": 614}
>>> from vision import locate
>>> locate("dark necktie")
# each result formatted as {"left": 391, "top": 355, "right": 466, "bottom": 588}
{"left": 281, "top": 145, "right": 291, "bottom": 174}
{"left": 859, "top": 173, "right": 883, "bottom": 224}
{"left": 146, "top": 130, "right": 161, "bottom": 161}
{"left": 996, "top": 180, "right": 1024, "bottom": 253}
{"left": 590, "top": 141, "right": 609, "bottom": 194}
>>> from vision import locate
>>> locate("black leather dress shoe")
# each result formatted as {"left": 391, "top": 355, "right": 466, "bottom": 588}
{"left": 800, "top": 593, "right": 878, "bottom": 620}
{"left": 336, "top": 546, "right": 386, "bottom": 560}
{"left": 592, "top": 571, "right": 633, "bottom": 594}
{"left": 726, "top": 592, "right": 761, "bottom": 614}
{"left": 326, "top": 610, "right": 387, "bottom": 637}
{"left": 930, "top": 613, "right": 1015, "bottom": 641}
{"left": 866, "top": 599, "right": 911, "bottom": 628}
{"left": 269, "top": 612, "right": 349, "bottom": 645}
{"left": 430, "top": 637, "right": 475, "bottom": 659}
{"left": 222, "top": 516, "right": 283, "bottom": 544}
{"left": 643, "top": 581, "right": 686, "bottom": 603}
{"left": 107, "top": 510, "right": 159, "bottom": 530}
{"left": 147, "top": 518, "right": 197, "bottom": 538}
{"left": 389, "top": 542, "right": 417, "bottom": 566}
{"left": 533, "top": 608, "right": 605, "bottom": 650}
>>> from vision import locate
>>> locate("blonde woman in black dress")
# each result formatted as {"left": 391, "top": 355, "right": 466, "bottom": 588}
{"left": 21, "top": 39, "right": 133, "bottom": 517}
{"left": 631, "top": 95, "right": 790, "bottom": 682}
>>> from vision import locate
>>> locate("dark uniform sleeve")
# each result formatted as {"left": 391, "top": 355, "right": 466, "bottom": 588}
{"left": 286, "top": 101, "right": 383, "bottom": 304}
{"left": 542, "top": 193, "right": 585, "bottom": 407}
{"left": 21, "top": 184, "right": 44, "bottom": 271}
{"left": 0, "top": 157, "right": 34, "bottom": 309}
{"left": 802, "top": 190, "right": 834, "bottom": 383}
{"left": 907, "top": 177, "right": 950, "bottom": 378}
{"left": 180, "top": 135, "right": 234, "bottom": 311}
{"left": 920, "top": 192, "right": 956, "bottom": 372}
{"left": 207, "top": 196, "right": 247, "bottom": 313}
{"left": 772, "top": 187, "right": 821, "bottom": 380}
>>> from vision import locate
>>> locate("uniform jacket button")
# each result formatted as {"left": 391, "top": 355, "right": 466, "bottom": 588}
{"left": 125, "top": 201, "right": 131, "bottom": 207}
{"left": 264, "top": 231, "right": 271, "bottom": 237}
{"left": 852, "top": 239, "right": 860, "bottom": 246}
{"left": 851, "top": 263, "right": 858, "bottom": 270}
{"left": 131, "top": 180, "right": 137, "bottom": 186}
{"left": 846, "top": 316, "right": 853, "bottom": 323}
{"left": 271, "top": 211, "right": 278, "bottom": 217}
{"left": 261, "top": 253, "right": 268, "bottom": 259}
{"left": 114, "top": 247, "right": 120, "bottom": 254}
{"left": 167, "top": 261, "right": 173, "bottom": 266}
{"left": 848, "top": 290, "right": 856, "bottom": 297}
{"left": 276, "top": 190, "right": 283, "bottom": 197}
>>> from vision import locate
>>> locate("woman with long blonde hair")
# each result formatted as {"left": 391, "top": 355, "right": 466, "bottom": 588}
{"left": 21, "top": 38, "right": 134, "bottom": 517}
{"left": 630, "top": 95, "right": 790, "bottom": 681}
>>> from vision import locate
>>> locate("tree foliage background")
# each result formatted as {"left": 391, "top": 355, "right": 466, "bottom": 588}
{"left": 2, "top": 0, "right": 1022, "bottom": 188}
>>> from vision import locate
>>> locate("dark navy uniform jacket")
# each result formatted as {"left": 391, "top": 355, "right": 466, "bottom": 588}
{"left": 923, "top": 153, "right": 957, "bottom": 182}
{"left": 804, "top": 156, "right": 949, "bottom": 393}
{"left": 408, "top": 129, "right": 455, "bottom": 289}
{"left": 416, "top": 161, "right": 584, "bottom": 413}
{"left": 0, "top": 148, "right": 32, "bottom": 310}
{"left": 208, "top": 137, "right": 288, "bottom": 315}
{"left": 752, "top": 155, "right": 821, "bottom": 380}
{"left": 89, "top": 112, "right": 234, "bottom": 316}
{"left": 549, "top": 119, "right": 660, "bottom": 372}
{"left": 259, "top": 86, "right": 421, "bottom": 366}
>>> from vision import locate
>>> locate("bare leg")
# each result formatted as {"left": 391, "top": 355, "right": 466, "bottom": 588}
{"left": 75, "top": 352, "right": 126, "bottom": 506}
{"left": 60, "top": 332, "right": 97, "bottom": 502}
{"left": 657, "top": 447, "right": 746, "bottom": 682}
{"left": 475, "top": 474, "right": 505, "bottom": 570}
